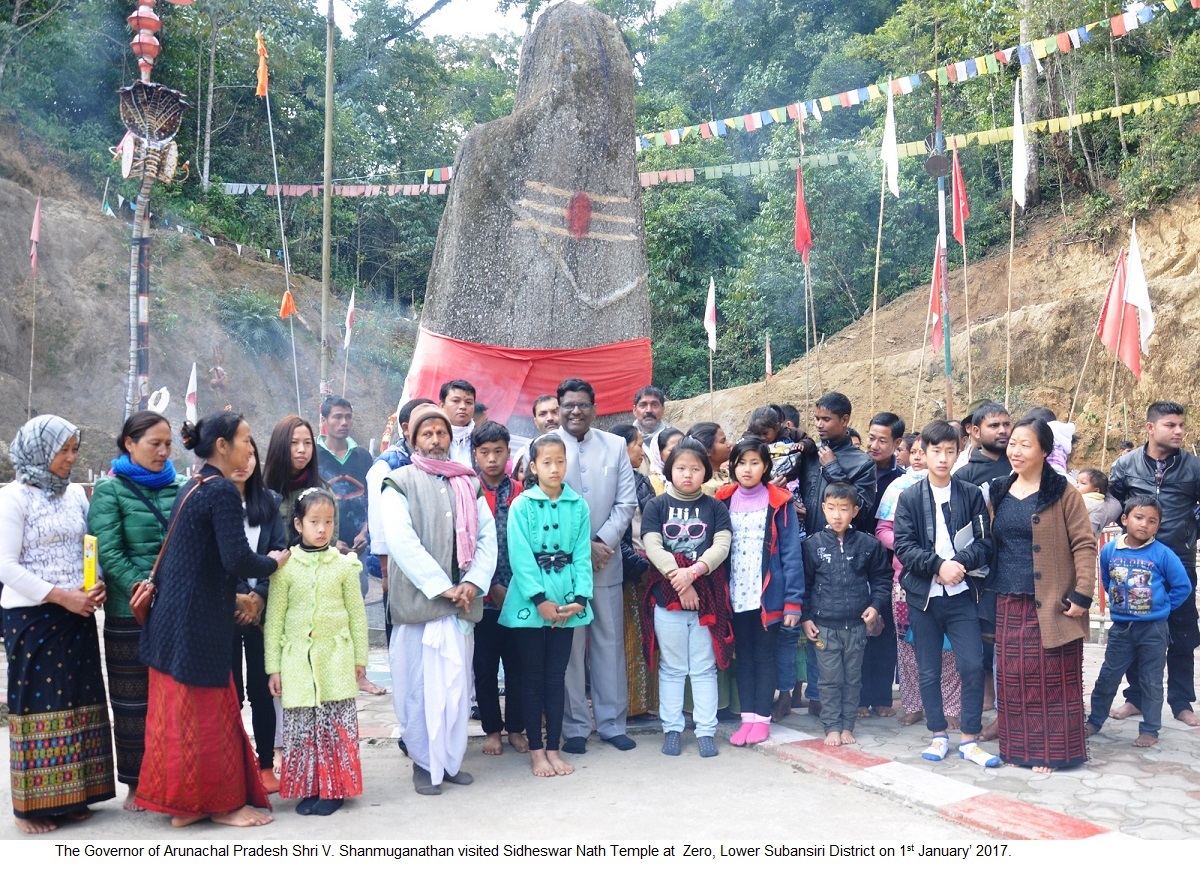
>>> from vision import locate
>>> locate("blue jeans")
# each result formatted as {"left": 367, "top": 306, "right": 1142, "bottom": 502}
{"left": 777, "top": 624, "right": 804, "bottom": 692}
{"left": 655, "top": 607, "right": 718, "bottom": 737}
{"left": 908, "top": 592, "right": 985, "bottom": 735}
{"left": 1090, "top": 619, "right": 1170, "bottom": 736}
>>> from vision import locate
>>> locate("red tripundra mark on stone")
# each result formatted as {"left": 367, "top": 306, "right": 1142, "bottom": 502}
{"left": 566, "top": 192, "right": 592, "bottom": 239}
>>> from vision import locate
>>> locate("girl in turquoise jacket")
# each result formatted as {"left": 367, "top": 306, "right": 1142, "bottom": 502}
{"left": 500, "top": 433, "right": 592, "bottom": 778}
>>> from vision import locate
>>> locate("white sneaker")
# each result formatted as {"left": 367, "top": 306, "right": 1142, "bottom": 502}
{"left": 921, "top": 735, "right": 950, "bottom": 761}
{"left": 960, "top": 741, "right": 1002, "bottom": 768}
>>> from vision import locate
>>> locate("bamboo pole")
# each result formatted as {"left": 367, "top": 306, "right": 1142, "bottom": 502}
{"left": 1004, "top": 197, "right": 1017, "bottom": 409}
{"left": 870, "top": 165, "right": 886, "bottom": 415}
{"left": 803, "top": 267, "right": 811, "bottom": 412}
{"left": 806, "top": 263, "right": 823, "bottom": 394}
{"left": 913, "top": 306, "right": 932, "bottom": 430}
{"left": 708, "top": 347, "right": 714, "bottom": 418}
{"left": 27, "top": 276, "right": 35, "bottom": 419}
{"left": 319, "top": 0, "right": 335, "bottom": 397}
{"left": 264, "top": 87, "right": 302, "bottom": 417}
{"left": 1101, "top": 299, "right": 1128, "bottom": 470}
{"left": 961, "top": 238, "right": 973, "bottom": 403}
{"left": 1068, "top": 303, "right": 1105, "bottom": 423}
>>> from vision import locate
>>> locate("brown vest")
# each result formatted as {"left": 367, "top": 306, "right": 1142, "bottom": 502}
{"left": 383, "top": 466, "right": 484, "bottom": 626}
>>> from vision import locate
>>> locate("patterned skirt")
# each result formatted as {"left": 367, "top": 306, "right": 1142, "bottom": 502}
{"left": 281, "top": 700, "right": 363, "bottom": 800}
{"left": 996, "top": 594, "right": 1088, "bottom": 769}
{"left": 623, "top": 576, "right": 659, "bottom": 716}
{"left": 4, "top": 604, "right": 116, "bottom": 819}
{"left": 102, "top": 615, "right": 148, "bottom": 785}
{"left": 136, "top": 670, "right": 270, "bottom": 815}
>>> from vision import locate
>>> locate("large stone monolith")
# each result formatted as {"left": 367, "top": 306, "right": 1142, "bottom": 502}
{"left": 402, "top": 2, "right": 651, "bottom": 428}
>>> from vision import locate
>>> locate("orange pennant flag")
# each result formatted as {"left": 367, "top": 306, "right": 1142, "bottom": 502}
{"left": 279, "top": 289, "right": 296, "bottom": 319}
{"left": 255, "top": 31, "right": 269, "bottom": 98}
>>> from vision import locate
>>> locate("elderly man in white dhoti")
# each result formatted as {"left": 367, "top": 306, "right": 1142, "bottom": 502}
{"left": 380, "top": 404, "right": 497, "bottom": 795}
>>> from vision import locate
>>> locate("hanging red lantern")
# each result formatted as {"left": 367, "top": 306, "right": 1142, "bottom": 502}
{"left": 131, "top": 31, "right": 161, "bottom": 61}
{"left": 127, "top": 6, "right": 162, "bottom": 33}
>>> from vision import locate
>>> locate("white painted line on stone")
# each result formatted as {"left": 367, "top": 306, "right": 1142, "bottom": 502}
{"left": 761, "top": 725, "right": 818, "bottom": 746}
{"left": 850, "top": 760, "right": 989, "bottom": 808}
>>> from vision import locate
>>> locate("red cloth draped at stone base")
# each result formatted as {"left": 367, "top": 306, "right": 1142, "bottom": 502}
{"left": 402, "top": 328, "right": 653, "bottom": 421}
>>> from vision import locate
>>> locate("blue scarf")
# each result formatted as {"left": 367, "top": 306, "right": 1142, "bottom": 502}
{"left": 111, "top": 455, "right": 178, "bottom": 490}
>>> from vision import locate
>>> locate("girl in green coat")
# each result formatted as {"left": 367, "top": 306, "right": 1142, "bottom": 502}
{"left": 500, "top": 433, "right": 593, "bottom": 778}
{"left": 265, "top": 489, "right": 368, "bottom": 816}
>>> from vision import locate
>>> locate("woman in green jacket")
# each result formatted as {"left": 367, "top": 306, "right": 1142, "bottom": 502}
{"left": 86, "top": 411, "right": 186, "bottom": 810}
{"left": 500, "top": 433, "right": 592, "bottom": 778}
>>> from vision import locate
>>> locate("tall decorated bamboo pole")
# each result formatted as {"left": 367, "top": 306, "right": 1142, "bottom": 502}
{"left": 120, "top": 0, "right": 190, "bottom": 419}
{"left": 320, "top": 0, "right": 335, "bottom": 397}
{"left": 869, "top": 166, "right": 885, "bottom": 415}
{"left": 933, "top": 82, "right": 953, "bottom": 421}
{"left": 872, "top": 87, "right": 899, "bottom": 415}
{"left": 1006, "top": 78, "right": 1029, "bottom": 410}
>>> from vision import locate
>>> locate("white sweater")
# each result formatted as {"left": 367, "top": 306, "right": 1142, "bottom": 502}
{"left": 0, "top": 481, "right": 89, "bottom": 609}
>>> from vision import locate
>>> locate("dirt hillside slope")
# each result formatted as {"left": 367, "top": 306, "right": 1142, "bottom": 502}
{"left": 0, "top": 131, "right": 402, "bottom": 477}
{"left": 668, "top": 196, "right": 1200, "bottom": 466}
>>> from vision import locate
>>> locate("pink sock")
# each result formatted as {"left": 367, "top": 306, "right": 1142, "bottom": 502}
{"left": 730, "top": 714, "right": 754, "bottom": 746}
{"left": 745, "top": 715, "right": 771, "bottom": 745}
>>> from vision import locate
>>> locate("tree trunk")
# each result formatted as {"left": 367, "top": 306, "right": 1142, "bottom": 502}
{"left": 201, "top": 22, "right": 217, "bottom": 192}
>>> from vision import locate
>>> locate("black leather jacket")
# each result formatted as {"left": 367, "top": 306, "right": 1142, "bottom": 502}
{"left": 1109, "top": 446, "right": 1200, "bottom": 569}
{"left": 801, "top": 528, "right": 892, "bottom": 628}
{"left": 798, "top": 436, "right": 877, "bottom": 535}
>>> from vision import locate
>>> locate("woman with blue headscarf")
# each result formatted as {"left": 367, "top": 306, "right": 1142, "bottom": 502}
{"left": 1, "top": 415, "right": 116, "bottom": 834}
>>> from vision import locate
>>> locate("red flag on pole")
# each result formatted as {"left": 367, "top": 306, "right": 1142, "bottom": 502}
{"left": 30, "top": 197, "right": 41, "bottom": 277}
{"left": 255, "top": 31, "right": 269, "bottom": 98}
{"left": 951, "top": 145, "right": 969, "bottom": 246}
{"left": 929, "top": 241, "right": 945, "bottom": 352}
{"left": 1097, "top": 248, "right": 1142, "bottom": 380}
{"left": 794, "top": 166, "right": 812, "bottom": 264}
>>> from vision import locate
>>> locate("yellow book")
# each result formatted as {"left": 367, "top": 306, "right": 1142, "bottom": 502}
{"left": 83, "top": 534, "right": 98, "bottom": 591}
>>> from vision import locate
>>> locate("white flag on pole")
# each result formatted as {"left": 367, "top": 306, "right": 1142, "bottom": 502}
{"left": 185, "top": 362, "right": 198, "bottom": 424}
{"left": 1011, "top": 79, "right": 1028, "bottom": 210}
{"left": 704, "top": 277, "right": 717, "bottom": 352}
{"left": 1126, "top": 220, "right": 1155, "bottom": 354}
{"left": 881, "top": 90, "right": 899, "bottom": 197}
{"left": 343, "top": 289, "right": 355, "bottom": 350}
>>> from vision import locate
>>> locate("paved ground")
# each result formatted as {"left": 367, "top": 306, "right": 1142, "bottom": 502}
{"left": 3, "top": 584, "right": 1199, "bottom": 841}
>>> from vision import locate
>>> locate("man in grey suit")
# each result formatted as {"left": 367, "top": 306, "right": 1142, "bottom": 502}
{"left": 556, "top": 378, "right": 639, "bottom": 753}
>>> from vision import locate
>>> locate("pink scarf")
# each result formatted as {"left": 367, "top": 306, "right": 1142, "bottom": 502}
{"left": 410, "top": 453, "right": 479, "bottom": 570}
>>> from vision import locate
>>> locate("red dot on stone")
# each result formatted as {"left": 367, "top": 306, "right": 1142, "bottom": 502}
{"left": 566, "top": 192, "right": 592, "bottom": 239}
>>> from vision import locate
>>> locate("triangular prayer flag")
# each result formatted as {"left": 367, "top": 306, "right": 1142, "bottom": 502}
{"left": 1012, "top": 79, "right": 1028, "bottom": 209}
{"left": 1097, "top": 249, "right": 1141, "bottom": 380}
{"left": 794, "top": 165, "right": 813, "bottom": 264}
{"left": 704, "top": 277, "right": 717, "bottom": 352}
{"left": 1126, "top": 220, "right": 1155, "bottom": 357}
{"left": 255, "top": 31, "right": 269, "bottom": 98}
{"left": 185, "top": 362, "right": 198, "bottom": 424}
{"left": 929, "top": 241, "right": 945, "bottom": 352}
{"left": 29, "top": 196, "right": 40, "bottom": 277}
{"left": 343, "top": 288, "right": 355, "bottom": 350}
{"left": 951, "top": 144, "right": 969, "bottom": 246}
{"left": 881, "top": 90, "right": 900, "bottom": 198}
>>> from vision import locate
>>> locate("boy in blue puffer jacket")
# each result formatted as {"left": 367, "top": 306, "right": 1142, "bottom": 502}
{"left": 1088, "top": 495, "right": 1193, "bottom": 747}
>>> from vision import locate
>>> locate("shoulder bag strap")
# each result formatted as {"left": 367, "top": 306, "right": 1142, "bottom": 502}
{"left": 146, "top": 475, "right": 220, "bottom": 583}
{"left": 115, "top": 474, "right": 170, "bottom": 532}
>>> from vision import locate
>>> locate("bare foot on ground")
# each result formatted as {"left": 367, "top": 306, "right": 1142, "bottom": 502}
{"left": 1086, "top": 723, "right": 1100, "bottom": 737}
{"left": 529, "top": 749, "right": 555, "bottom": 777}
{"left": 61, "top": 809, "right": 92, "bottom": 823}
{"left": 273, "top": 748, "right": 283, "bottom": 777}
{"left": 123, "top": 787, "right": 144, "bottom": 812}
{"left": 874, "top": 706, "right": 895, "bottom": 718}
{"left": 823, "top": 732, "right": 843, "bottom": 746}
{"left": 357, "top": 677, "right": 387, "bottom": 696}
{"left": 1174, "top": 710, "right": 1200, "bottom": 727}
{"left": 14, "top": 817, "right": 58, "bottom": 834}
{"left": 170, "top": 814, "right": 210, "bottom": 828}
{"left": 840, "top": 730, "right": 856, "bottom": 745}
{"left": 899, "top": 710, "right": 924, "bottom": 727}
{"left": 980, "top": 720, "right": 999, "bottom": 742}
{"left": 1032, "top": 766, "right": 1054, "bottom": 774}
{"left": 210, "top": 807, "right": 272, "bottom": 827}
{"left": 547, "top": 750, "right": 574, "bottom": 776}
{"left": 857, "top": 707, "right": 872, "bottom": 718}
{"left": 1110, "top": 702, "right": 1141, "bottom": 720}
{"left": 508, "top": 732, "right": 530, "bottom": 753}
{"left": 1133, "top": 733, "right": 1159, "bottom": 747}
{"left": 946, "top": 716, "right": 961, "bottom": 731}
{"left": 482, "top": 733, "right": 503, "bottom": 756}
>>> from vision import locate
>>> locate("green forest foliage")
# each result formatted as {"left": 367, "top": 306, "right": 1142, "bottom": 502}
{"left": 2, "top": 0, "right": 1198, "bottom": 399}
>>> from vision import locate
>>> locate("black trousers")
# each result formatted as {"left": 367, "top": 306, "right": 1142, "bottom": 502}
{"left": 513, "top": 626, "right": 574, "bottom": 751}
{"left": 473, "top": 609, "right": 525, "bottom": 735}
{"left": 732, "top": 610, "right": 780, "bottom": 717}
{"left": 1123, "top": 565, "right": 1200, "bottom": 716}
{"left": 859, "top": 601, "right": 898, "bottom": 708}
{"left": 232, "top": 625, "right": 276, "bottom": 770}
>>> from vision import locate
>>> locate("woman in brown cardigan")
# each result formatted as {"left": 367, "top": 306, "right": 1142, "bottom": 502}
{"left": 988, "top": 417, "right": 1096, "bottom": 773}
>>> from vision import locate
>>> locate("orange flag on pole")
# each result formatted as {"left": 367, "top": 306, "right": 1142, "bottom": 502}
{"left": 279, "top": 289, "right": 297, "bottom": 319}
{"left": 255, "top": 31, "right": 269, "bottom": 98}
